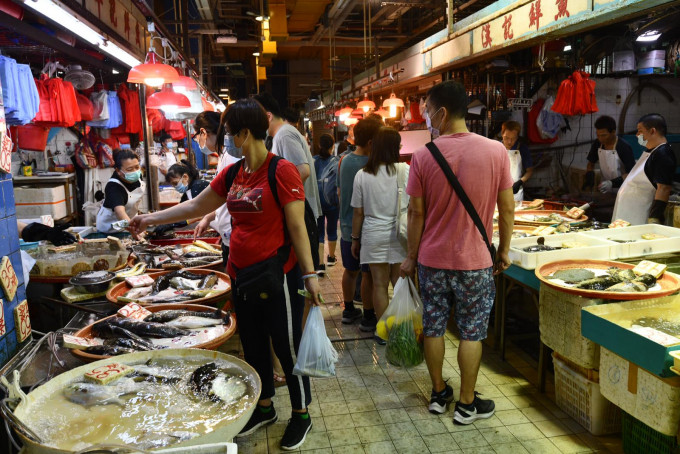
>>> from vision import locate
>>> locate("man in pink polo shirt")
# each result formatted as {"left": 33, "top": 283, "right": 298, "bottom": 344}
{"left": 401, "top": 80, "right": 515, "bottom": 425}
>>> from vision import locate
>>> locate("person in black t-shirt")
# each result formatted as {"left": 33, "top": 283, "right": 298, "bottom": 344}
{"left": 612, "top": 114, "right": 676, "bottom": 225}
{"left": 584, "top": 116, "right": 635, "bottom": 193}
{"left": 96, "top": 150, "right": 145, "bottom": 233}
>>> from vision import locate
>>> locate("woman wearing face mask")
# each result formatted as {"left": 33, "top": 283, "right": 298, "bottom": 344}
{"left": 158, "top": 131, "right": 178, "bottom": 182}
{"left": 612, "top": 113, "right": 676, "bottom": 225}
{"left": 96, "top": 149, "right": 145, "bottom": 234}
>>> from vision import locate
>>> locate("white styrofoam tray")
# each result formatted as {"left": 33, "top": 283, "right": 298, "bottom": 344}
{"left": 508, "top": 232, "right": 618, "bottom": 270}
{"left": 580, "top": 224, "right": 680, "bottom": 259}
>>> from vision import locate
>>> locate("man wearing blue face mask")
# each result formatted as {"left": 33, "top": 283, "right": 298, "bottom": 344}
{"left": 612, "top": 113, "right": 676, "bottom": 225}
{"left": 96, "top": 149, "right": 146, "bottom": 234}
{"left": 158, "top": 131, "right": 178, "bottom": 183}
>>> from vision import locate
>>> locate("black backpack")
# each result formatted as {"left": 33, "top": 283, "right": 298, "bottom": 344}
{"left": 224, "top": 156, "right": 320, "bottom": 269}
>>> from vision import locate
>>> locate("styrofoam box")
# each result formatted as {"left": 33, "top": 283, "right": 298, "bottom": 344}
{"left": 509, "top": 232, "right": 618, "bottom": 270}
{"left": 580, "top": 224, "right": 680, "bottom": 259}
{"left": 15, "top": 200, "right": 67, "bottom": 219}
{"left": 14, "top": 185, "right": 65, "bottom": 204}
{"left": 637, "top": 50, "right": 666, "bottom": 69}
{"left": 613, "top": 50, "right": 635, "bottom": 72}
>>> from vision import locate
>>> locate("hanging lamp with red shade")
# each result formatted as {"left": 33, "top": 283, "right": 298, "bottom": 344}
{"left": 382, "top": 92, "right": 404, "bottom": 118}
{"left": 147, "top": 83, "right": 191, "bottom": 110}
{"left": 357, "top": 93, "right": 375, "bottom": 113}
{"left": 127, "top": 32, "right": 179, "bottom": 87}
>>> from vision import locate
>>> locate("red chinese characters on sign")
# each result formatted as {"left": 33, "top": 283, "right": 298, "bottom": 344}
{"left": 14, "top": 300, "right": 31, "bottom": 342}
{"left": 529, "top": 0, "right": 543, "bottom": 31}
{"left": 109, "top": 0, "right": 118, "bottom": 27}
{"left": 503, "top": 14, "right": 514, "bottom": 40}
{"left": 94, "top": 0, "right": 103, "bottom": 18}
{"left": 135, "top": 23, "right": 141, "bottom": 48}
{"left": 85, "top": 363, "right": 133, "bottom": 382}
{"left": 124, "top": 11, "right": 131, "bottom": 40}
{"left": 0, "top": 132, "right": 11, "bottom": 174}
{"left": 555, "top": 0, "right": 570, "bottom": 20}
{"left": 117, "top": 302, "right": 151, "bottom": 320}
{"left": 481, "top": 24, "right": 492, "bottom": 49}
{"left": 0, "top": 300, "right": 6, "bottom": 337}
{"left": 0, "top": 257, "right": 18, "bottom": 302}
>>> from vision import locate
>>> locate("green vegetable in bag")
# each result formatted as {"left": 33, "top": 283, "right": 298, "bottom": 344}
{"left": 386, "top": 318, "right": 424, "bottom": 368}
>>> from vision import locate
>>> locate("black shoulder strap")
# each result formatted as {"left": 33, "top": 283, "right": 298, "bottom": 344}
{"left": 224, "top": 158, "right": 245, "bottom": 195}
{"left": 267, "top": 155, "right": 283, "bottom": 207}
{"left": 425, "top": 141, "right": 494, "bottom": 257}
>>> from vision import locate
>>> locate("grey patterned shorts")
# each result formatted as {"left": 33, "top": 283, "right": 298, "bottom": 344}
{"left": 417, "top": 265, "right": 495, "bottom": 340}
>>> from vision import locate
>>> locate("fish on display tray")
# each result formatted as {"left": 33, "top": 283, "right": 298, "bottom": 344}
{"left": 546, "top": 265, "right": 660, "bottom": 292}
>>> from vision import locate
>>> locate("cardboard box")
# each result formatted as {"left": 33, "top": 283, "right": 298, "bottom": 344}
{"left": 637, "top": 50, "right": 666, "bottom": 70}
{"left": 14, "top": 185, "right": 67, "bottom": 219}
{"left": 582, "top": 294, "right": 680, "bottom": 377}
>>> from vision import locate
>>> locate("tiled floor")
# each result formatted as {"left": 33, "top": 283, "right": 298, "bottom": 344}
{"left": 224, "top": 256, "right": 624, "bottom": 454}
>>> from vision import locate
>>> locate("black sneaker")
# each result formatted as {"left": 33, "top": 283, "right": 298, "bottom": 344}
{"left": 341, "top": 307, "right": 363, "bottom": 324}
{"left": 236, "top": 404, "right": 278, "bottom": 437}
{"left": 327, "top": 255, "right": 337, "bottom": 266}
{"left": 373, "top": 335, "right": 386, "bottom": 345}
{"left": 359, "top": 313, "right": 377, "bottom": 332}
{"left": 428, "top": 384, "right": 455, "bottom": 414}
{"left": 280, "top": 412, "right": 312, "bottom": 451}
{"left": 453, "top": 392, "right": 495, "bottom": 425}
{"left": 316, "top": 264, "right": 326, "bottom": 276}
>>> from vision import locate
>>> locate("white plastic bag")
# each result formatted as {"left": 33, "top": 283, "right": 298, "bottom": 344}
{"left": 293, "top": 306, "right": 338, "bottom": 378}
{"left": 376, "top": 277, "right": 424, "bottom": 368}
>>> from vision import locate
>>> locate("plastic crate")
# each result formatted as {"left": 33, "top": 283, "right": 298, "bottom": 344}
{"left": 622, "top": 412, "right": 678, "bottom": 454}
{"left": 553, "top": 353, "right": 621, "bottom": 435}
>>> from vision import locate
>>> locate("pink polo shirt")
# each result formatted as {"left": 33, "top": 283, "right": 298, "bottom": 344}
{"left": 407, "top": 133, "right": 512, "bottom": 271}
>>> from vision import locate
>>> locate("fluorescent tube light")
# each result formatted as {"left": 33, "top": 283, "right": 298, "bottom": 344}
{"left": 637, "top": 30, "right": 661, "bottom": 42}
{"left": 99, "top": 40, "right": 142, "bottom": 67}
{"left": 23, "top": 0, "right": 103, "bottom": 44}
{"left": 563, "top": 44, "right": 572, "bottom": 51}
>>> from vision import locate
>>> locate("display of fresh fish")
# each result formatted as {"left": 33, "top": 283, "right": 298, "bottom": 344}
{"left": 130, "top": 364, "right": 182, "bottom": 383}
{"left": 548, "top": 269, "right": 595, "bottom": 284}
{"left": 576, "top": 275, "right": 622, "bottom": 290}
{"left": 103, "top": 337, "right": 155, "bottom": 351}
{"left": 134, "top": 431, "right": 198, "bottom": 450}
{"left": 522, "top": 245, "right": 559, "bottom": 253}
{"left": 183, "top": 251, "right": 222, "bottom": 259}
{"left": 63, "top": 379, "right": 140, "bottom": 407}
{"left": 92, "top": 318, "right": 191, "bottom": 339}
{"left": 124, "top": 286, "right": 154, "bottom": 300}
{"left": 170, "top": 277, "right": 201, "bottom": 290}
{"left": 634, "top": 273, "right": 657, "bottom": 288}
{"left": 189, "top": 362, "right": 247, "bottom": 403}
{"left": 146, "top": 309, "right": 222, "bottom": 323}
{"left": 606, "top": 268, "right": 636, "bottom": 281}
{"left": 166, "top": 316, "right": 224, "bottom": 329}
{"left": 606, "top": 281, "right": 647, "bottom": 292}
{"left": 199, "top": 273, "right": 218, "bottom": 289}
{"left": 83, "top": 345, "right": 136, "bottom": 356}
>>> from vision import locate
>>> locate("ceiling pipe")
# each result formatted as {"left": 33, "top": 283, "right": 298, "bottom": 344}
{"left": 311, "top": 0, "right": 361, "bottom": 45}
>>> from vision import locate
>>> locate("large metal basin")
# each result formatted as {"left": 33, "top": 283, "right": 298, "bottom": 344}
{"left": 10, "top": 349, "right": 261, "bottom": 453}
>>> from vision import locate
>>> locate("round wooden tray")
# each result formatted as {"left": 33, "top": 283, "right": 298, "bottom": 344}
{"left": 514, "top": 210, "right": 588, "bottom": 226}
{"left": 69, "top": 303, "right": 237, "bottom": 363}
{"left": 535, "top": 259, "right": 680, "bottom": 300}
{"left": 106, "top": 269, "right": 231, "bottom": 307}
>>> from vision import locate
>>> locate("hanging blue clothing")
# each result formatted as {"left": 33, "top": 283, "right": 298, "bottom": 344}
{"left": 105, "top": 91, "right": 123, "bottom": 129}
{"left": 0, "top": 57, "right": 40, "bottom": 125}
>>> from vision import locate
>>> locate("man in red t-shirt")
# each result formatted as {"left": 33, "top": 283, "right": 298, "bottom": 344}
{"left": 401, "top": 81, "right": 515, "bottom": 425}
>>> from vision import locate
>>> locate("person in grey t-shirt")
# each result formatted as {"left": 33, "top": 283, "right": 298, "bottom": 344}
{"left": 254, "top": 93, "right": 322, "bottom": 220}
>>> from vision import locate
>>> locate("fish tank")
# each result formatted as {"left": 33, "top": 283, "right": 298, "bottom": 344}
{"left": 28, "top": 241, "right": 129, "bottom": 278}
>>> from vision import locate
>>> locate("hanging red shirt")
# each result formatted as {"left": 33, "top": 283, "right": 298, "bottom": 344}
{"left": 210, "top": 154, "right": 306, "bottom": 278}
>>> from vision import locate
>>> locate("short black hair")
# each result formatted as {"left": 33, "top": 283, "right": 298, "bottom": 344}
{"left": 353, "top": 118, "right": 383, "bottom": 148}
{"left": 282, "top": 107, "right": 299, "bottom": 124}
{"left": 167, "top": 159, "right": 199, "bottom": 183}
{"left": 426, "top": 80, "right": 467, "bottom": 119}
{"left": 364, "top": 127, "right": 400, "bottom": 176}
{"left": 253, "top": 92, "right": 282, "bottom": 118}
{"left": 194, "top": 111, "right": 221, "bottom": 135}
{"left": 638, "top": 113, "right": 667, "bottom": 137}
{"left": 594, "top": 116, "right": 616, "bottom": 132}
{"left": 223, "top": 98, "right": 269, "bottom": 141}
{"left": 159, "top": 131, "right": 172, "bottom": 143}
{"left": 114, "top": 149, "right": 139, "bottom": 169}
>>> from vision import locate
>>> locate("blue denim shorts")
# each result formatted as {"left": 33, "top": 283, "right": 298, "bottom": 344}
{"left": 340, "top": 239, "right": 369, "bottom": 273}
{"left": 417, "top": 265, "right": 495, "bottom": 341}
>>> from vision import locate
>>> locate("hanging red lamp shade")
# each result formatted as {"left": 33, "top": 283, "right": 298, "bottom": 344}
{"left": 146, "top": 84, "right": 191, "bottom": 110}
{"left": 335, "top": 106, "right": 353, "bottom": 121}
{"left": 357, "top": 94, "right": 375, "bottom": 113}
{"left": 382, "top": 93, "right": 404, "bottom": 118}
{"left": 127, "top": 51, "right": 180, "bottom": 87}
{"left": 201, "top": 97, "right": 215, "bottom": 112}
{"left": 344, "top": 117, "right": 359, "bottom": 126}
{"left": 172, "top": 75, "right": 197, "bottom": 93}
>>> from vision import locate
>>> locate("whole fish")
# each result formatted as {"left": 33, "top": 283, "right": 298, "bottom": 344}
{"left": 180, "top": 259, "right": 217, "bottom": 267}
{"left": 104, "top": 337, "right": 155, "bottom": 351}
{"left": 131, "top": 364, "right": 181, "bottom": 383}
{"left": 135, "top": 431, "right": 197, "bottom": 450}
{"left": 83, "top": 345, "right": 136, "bottom": 356}
{"left": 146, "top": 308, "right": 222, "bottom": 323}
{"left": 124, "top": 286, "right": 154, "bottom": 300}
{"left": 63, "top": 379, "right": 140, "bottom": 407}
{"left": 199, "top": 273, "right": 218, "bottom": 289}
{"left": 170, "top": 277, "right": 201, "bottom": 290}
{"left": 92, "top": 317, "right": 191, "bottom": 339}
{"left": 166, "top": 316, "right": 224, "bottom": 329}
{"left": 189, "top": 362, "right": 247, "bottom": 403}
{"left": 183, "top": 251, "right": 222, "bottom": 259}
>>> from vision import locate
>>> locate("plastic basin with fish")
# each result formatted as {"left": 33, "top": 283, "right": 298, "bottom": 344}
{"left": 70, "top": 304, "right": 237, "bottom": 363}
{"left": 106, "top": 269, "right": 231, "bottom": 307}
{"left": 535, "top": 259, "right": 680, "bottom": 300}
{"left": 10, "top": 349, "right": 261, "bottom": 454}
{"left": 514, "top": 210, "right": 588, "bottom": 226}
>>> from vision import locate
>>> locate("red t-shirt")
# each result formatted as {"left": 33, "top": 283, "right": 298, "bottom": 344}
{"left": 210, "top": 153, "right": 305, "bottom": 277}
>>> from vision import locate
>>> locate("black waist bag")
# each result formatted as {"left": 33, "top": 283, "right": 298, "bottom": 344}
{"left": 233, "top": 245, "right": 290, "bottom": 303}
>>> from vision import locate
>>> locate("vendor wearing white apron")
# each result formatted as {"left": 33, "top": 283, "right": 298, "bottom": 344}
{"left": 96, "top": 149, "right": 146, "bottom": 233}
{"left": 501, "top": 121, "right": 534, "bottom": 202}
{"left": 152, "top": 160, "right": 211, "bottom": 235}
{"left": 584, "top": 116, "right": 635, "bottom": 194}
{"left": 157, "top": 131, "right": 177, "bottom": 183}
{"left": 612, "top": 114, "right": 676, "bottom": 225}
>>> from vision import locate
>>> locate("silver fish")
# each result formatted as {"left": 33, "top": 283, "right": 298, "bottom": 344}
{"left": 166, "top": 316, "right": 224, "bottom": 329}
{"left": 170, "top": 277, "right": 201, "bottom": 290}
{"left": 63, "top": 378, "right": 140, "bottom": 407}
{"left": 134, "top": 431, "right": 197, "bottom": 450}
{"left": 125, "top": 286, "right": 153, "bottom": 299}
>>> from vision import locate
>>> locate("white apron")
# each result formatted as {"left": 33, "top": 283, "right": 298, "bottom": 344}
{"left": 597, "top": 139, "right": 623, "bottom": 193}
{"left": 611, "top": 151, "right": 655, "bottom": 225}
{"left": 508, "top": 149, "right": 524, "bottom": 202}
{"left": 96, "top": 178, "right": 146, "bottom": 233}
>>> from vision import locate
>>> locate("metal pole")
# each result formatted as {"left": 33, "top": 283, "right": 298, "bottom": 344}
{"left": 181, "top": 0, "right": 190, "bottom": 58}
{"left": 138, "top": 84, "right": 153, "bottom": 212}
{"left": 198, "top": 35, "right": 204, "bottom": 84}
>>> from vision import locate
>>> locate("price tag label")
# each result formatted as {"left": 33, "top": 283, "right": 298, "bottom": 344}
{"left": 14, "top": 300, "right": 31, "bottom": 342}
{"left": 0, "top": 257, "right": 18, "bottom": 302}
{"left": 117, "top": 303, "right": 152, "bottom": 320}
{"left": 0, "top": 124, "right": 11, "bottom": 174}
{"left": 85, "top": 362, "right": 134, "bottom": 384}
{"left": 63, "top": 334, "right": 102, "bottom": 349}
{"left": 0, "top": 298, "right": 5, "bottom": 337}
